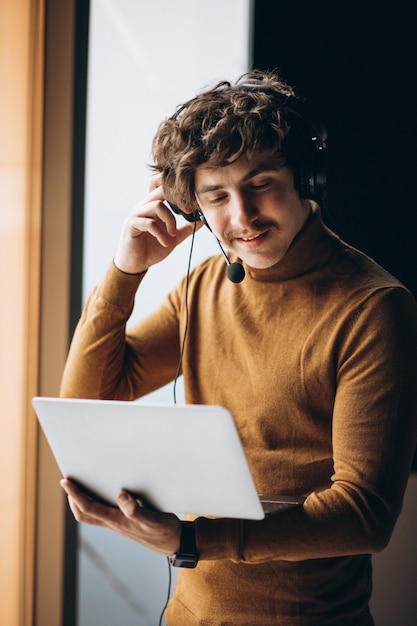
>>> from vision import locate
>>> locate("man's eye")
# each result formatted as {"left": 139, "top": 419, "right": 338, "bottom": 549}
{"left": 209, "top": 195, "right": 227, "bottom": 205}
{"left": 250, "top": 180, "right": 272, "bottom": 190}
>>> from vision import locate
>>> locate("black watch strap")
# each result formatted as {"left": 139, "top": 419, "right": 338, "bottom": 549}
{"left": 170, "top": 521, "right": 198, "bottom": 568}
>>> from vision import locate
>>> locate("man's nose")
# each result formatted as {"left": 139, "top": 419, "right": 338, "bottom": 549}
{"left": 229, "top": 193, "right": 258, "bottom": 228}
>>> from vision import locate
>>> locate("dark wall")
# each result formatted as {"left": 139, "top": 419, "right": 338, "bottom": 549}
{"left": 252, "top": 1, "right": 416, "bottom": 469}
{"left": 252, "top": 1, "right": 415, "bottom": 291}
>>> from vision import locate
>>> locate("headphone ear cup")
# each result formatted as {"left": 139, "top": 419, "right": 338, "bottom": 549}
{"left": 183, "top": 210, "right": 201, "bottom": 223}
{"left": 296, "top": 138, "right": 327, "bottom": 202}
{"left": 166, "top": 202, "right": 201, "bottom": 223}
{"left": 313, "top": 142, "right": 327, "bottom": 193}
{"left": 280, "top": 97, "right": 327, "bottom": 203}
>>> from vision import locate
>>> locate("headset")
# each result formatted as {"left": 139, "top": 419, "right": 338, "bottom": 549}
{"left": 166, "top": 83, "right": 328, "bottom": 283}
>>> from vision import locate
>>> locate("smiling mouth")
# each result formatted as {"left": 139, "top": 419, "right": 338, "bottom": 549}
{"left": 235, "top": 231, "right": 269, "bottom": 245}
{"left": 239, "top": 233, "right": 263, "bottom": 241}
{"left": 226, "top": 222, "right": 276, "bottom": 247}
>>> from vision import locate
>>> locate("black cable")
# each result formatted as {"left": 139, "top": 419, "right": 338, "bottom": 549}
{"left": 173, "top": 223, "right": 197, "bottom": 404}
{"left": 158, "top": 556, "right": 172, "bottom": 626}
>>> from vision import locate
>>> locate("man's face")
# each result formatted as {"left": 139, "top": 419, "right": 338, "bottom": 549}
{"left": 194, "top": 151, "right": 311, "bottom": 269}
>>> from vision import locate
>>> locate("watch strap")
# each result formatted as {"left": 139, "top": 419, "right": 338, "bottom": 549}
{"left": 170, "top": 521, "right": 198, "bottom": 568}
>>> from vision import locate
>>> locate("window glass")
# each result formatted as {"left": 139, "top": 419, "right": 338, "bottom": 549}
{"left": 79, "top": 1, "right": 251, "bottom": 624}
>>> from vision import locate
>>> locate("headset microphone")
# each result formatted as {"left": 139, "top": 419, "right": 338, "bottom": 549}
{"left": 195, "top": 210, "right": 245, "bottom": 283}
{"left": 166, "top": 202, "right": 245, "bottom": 283}
{"left": 211, "top": 233, "right": 245, "bottom": 283}
{"left": 226, "top": 262, "right": 245, "bottom": 283}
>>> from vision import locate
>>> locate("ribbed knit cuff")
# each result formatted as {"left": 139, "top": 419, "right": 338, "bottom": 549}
{"left": 97, "top": 261, "right": 147, "bottom": 308}
{"left": 194, "top": 516, "right": 245, "bottom": 562}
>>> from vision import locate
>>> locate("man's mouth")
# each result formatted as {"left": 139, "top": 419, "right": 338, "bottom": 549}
{"left": 234, "top": 230, "right": 269, "bottom": 248}
{"left": 239, "top": 233, "right": 263, "bottom": 242}
{"left": 225, "top": 221, "right": 276, "bottom": 249}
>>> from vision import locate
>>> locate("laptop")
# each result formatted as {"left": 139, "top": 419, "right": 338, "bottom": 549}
{"left": 32, "top": 397, "right": 305, "bottom": 520}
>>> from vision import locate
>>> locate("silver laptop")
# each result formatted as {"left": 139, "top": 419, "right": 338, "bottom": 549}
{"left": 32, "top": 397, "right": 305, "bottom": 520}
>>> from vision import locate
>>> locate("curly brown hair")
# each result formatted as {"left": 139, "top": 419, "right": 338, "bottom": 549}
{"left": 151, "top": 69, "right": 314, "bottom": 211}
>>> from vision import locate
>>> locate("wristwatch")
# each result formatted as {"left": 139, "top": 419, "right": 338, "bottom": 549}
{"left": 170, "top": 521, "right": 199, "bottom": 568}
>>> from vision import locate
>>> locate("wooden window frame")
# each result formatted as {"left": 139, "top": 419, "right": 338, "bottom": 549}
{"left": 0, "top": 1, "right": 88, "bottom": 624}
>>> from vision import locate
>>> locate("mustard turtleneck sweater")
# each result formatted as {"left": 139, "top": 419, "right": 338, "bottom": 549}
{"left": 61, "top": 207, "right": 417, "bottom": 625}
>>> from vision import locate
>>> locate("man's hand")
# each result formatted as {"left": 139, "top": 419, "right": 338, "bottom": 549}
{"left": 114, "top": 175, "right": 200, "bottom": 275}
{"left": 60, "top": 478, "right": 182, "bottom": 556}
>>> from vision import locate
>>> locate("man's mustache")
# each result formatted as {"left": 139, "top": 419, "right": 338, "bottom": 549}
{"left": 225, "top": 220, "right": 278, "bottom": 243}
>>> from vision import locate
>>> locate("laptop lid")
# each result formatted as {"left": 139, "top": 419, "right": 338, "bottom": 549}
{"left": 32, "top": 397, "right": 305, "bottom": 520}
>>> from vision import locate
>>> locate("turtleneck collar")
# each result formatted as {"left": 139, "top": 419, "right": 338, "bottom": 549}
{"left": 241, "top": 202, "right": 341, "bottom": 283}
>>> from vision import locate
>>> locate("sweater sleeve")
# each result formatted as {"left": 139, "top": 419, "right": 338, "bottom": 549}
{"left": 194, "top": 286, "right": 417, "bottom": 563}
{"left": 60, "top": 262, "right": 182, "bottom": 400}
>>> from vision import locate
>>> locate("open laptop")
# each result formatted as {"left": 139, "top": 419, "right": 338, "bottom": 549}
{"left": 32, "top": 397, "right": 305, "bottom": 520}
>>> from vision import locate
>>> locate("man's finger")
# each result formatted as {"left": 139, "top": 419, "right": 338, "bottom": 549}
{"left": 117, "top": 491, "right": 142, "bottom": 517}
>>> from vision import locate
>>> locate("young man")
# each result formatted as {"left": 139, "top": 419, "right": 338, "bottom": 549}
{"left": 60, "top": 70, "right": 417, "bottom": 625}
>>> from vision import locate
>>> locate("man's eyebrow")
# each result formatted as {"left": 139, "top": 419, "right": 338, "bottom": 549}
{"left": 196, "top": 183, "right": 223, "bottom": 196}
{"left": 242, "top": 163, "right": 282, "bottom": 181}
{"left": 196, "top": 162, "right": 282, "bottom": 196}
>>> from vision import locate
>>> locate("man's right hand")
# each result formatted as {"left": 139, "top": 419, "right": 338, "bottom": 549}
{"left": 114, "top": 175, "right": 199, "bottom": 274}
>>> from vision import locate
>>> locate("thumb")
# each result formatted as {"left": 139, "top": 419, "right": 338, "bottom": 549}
{"left": 117, "top": 491, "right": 142, "bottom": 517}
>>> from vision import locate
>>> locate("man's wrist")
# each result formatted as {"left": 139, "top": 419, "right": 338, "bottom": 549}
{"left": 113, "top": 257, "right": 148, "bottom": 276}
{"left": 170, "top": 521, "right": 198, "bottom": 568}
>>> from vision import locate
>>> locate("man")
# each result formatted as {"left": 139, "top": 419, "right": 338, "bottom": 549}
{"left": 60, "top": 70, "right": 417, "bottom": 625}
